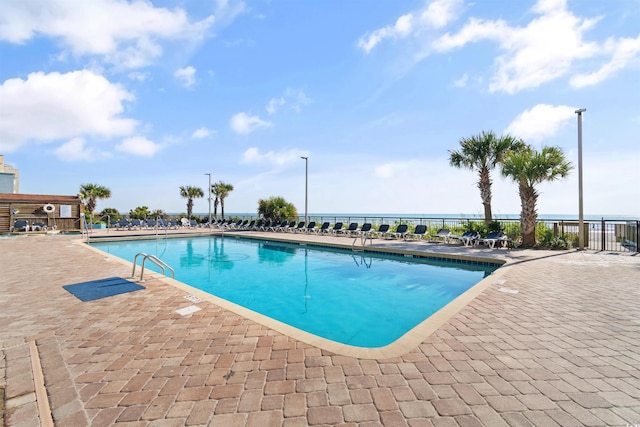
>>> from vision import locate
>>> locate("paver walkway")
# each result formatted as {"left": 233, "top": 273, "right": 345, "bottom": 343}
{"left": 1, "top": 232, "right": 639, "bottom": 426}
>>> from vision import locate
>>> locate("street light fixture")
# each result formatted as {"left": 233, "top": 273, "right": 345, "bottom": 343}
{"left": 204, "top": 173, "right": 212, "bottom": 227}
{"left": 575, "top": 108, "right": 586, "bottom": 251}
{"left": 300, "top": 156, "right": 308, "bottom": 225}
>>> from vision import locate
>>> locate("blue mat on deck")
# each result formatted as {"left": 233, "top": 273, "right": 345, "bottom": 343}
{"left": 63, "top": 277, "right": 145, "bottom": 302}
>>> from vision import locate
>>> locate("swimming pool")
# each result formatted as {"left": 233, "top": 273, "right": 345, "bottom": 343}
{"left": 90, "top": 236, "right": 498, "bottom": 348}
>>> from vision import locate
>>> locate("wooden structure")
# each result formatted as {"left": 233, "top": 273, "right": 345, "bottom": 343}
{"left": 0, "top": 193, "right": 84, "bottom": 232}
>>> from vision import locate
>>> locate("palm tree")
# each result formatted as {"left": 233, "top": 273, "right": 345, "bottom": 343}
{"left": 179, "top": 186, "right": 204, "bottom": 219}
{"left": 501, "top": 145, "right": 572, "bottom": 247}
{"left": 79, "top": 183, "right": 112, "bottom": 219}
{"left": 449, "top": 131, "right": 524, "bottom": 224}
{"left": 212, "top": 181, "right": 234, "bottom": 219}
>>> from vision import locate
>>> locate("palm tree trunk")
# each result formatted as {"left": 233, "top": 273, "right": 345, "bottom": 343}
{"left": 221, "top": 198, "right": 225, "bottom": 219}
{"left": 187, "top": 199, "right": 193, "bottom": 219}
{"left": 478, "top": 168, "right": 493, "bottom": 225}
{"left": 213, "top": 198, "right": 219, "bottom": 217}
{"left": 519, "top": 183, "right": 538, "bottom": 247}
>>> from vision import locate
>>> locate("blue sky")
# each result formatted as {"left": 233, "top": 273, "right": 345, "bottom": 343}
{"left": 1, "top": 0, "right": 638, "bottom": 217}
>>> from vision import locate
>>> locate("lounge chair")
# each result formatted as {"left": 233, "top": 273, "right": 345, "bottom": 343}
{"left": 117, "top": 219, "right": 131, "bottom": 230}
{"left": 11, "top": 220, "right": 29, "bottom": 232}
{"left": 314, "top": 222, "right": 330, "bottom": 234}
{"left": 354, "top": 223, "right": 372, "bottom": 237}
{"left": 190, "top": 219, "right": 199, "bottom": 228}
{"left": 337, "top": 222, "right": 358, "bottom": 237}
{"left": 31, "top": 222, "right": 47, "bottom": 232}
{"left": 370, "top": 224, "right": 389, "bottom": 239}
{"left": 449, "top": 231, "right": 479, "bottom": 246}
{"left": 131, "top": 219, "right": 144, "bottom": 230}
{"left": 303, "top": 221, "right": 317, "bottom": 233}
{"left": 270, "top": 220, "right": 288, "bottom": 232}
{"left": 384, "top": 224, "right": 408, "bottom": 239}
{"left": 327, "top": 222, "right": 343, "bottom": 235}
{"left": 281, "top": 220, "right": 296, "bottom": 232}
{"left": 291, "top": 221, "right": 306, "bottom": 233}
{"left": 405, "top": 224, "right": 427, "bottom": 241}
{"left": 432, "top": 228, "right": 451, "bottom": 243}
{"left": 477, "top": 231, "right": 506, "bottom": 248}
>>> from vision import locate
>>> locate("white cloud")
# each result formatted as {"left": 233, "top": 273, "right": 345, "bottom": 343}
{"left": 230, "top": 112, "right": 272, "bottom": 134}
{"left": 115, "top": 136, "right": 162, "bottom": 157}
{"left": 358, "top": 0, "right": 462, "bottom": 53}
{"left": 266, "top": 97, "right": 285, "bottom": 115}
{"left": 241, "top": 147, "right": 309, "bottom": 167}
{"left": 570, "top": 35, "right": 640, "bottom": 88}
{"left": 432, "top": 0, "right": 608, "bottom": 93}
{"left": 128, "top": 71, "right": 149, "bottom": 82}
{"left": 453, "top": 73, "right": 468, "bottom": 87}
{"left": 54, "top": 137, "right": 110, "bottom": 162}
{"left": 213, "top": 0, "right": 248, "bottom": 28}
{"left": 175, "top": 66, "right": 196, "bottom": 88}
{"left": 0, "top": 70, "right": 137, "bottom": 152}
{"left": 358, "top": 14, "right": 415, "bottom": 53}
{"left": 192, "top": 127, "right": 215, "bottom": 139}
{"left": 0, "top": 0, "right": 214, "bottom": 69}
{"left": 505, "top": 104, "right": 576, "bottom": 143}
{"left": 266, "top": 89, "right": 311, "bottom": 115}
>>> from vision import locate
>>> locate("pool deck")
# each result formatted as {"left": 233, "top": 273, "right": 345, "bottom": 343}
{"left": 1, "top": 228, "right": 639, "bottom": 426}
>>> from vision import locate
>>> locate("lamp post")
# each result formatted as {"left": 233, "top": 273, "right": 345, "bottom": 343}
{"left": 575, "top": 108, "right": 586, "bottom": 251}
{"left": 300, "top": 156, "right": 308, "bottom": 225}
{"left": 204, "top": 173, "right": 212, "bottom": 227}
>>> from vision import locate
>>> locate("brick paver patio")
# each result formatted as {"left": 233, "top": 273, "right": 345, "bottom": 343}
{"left": 1, "top": 231, "right": 639, "bottom": 426}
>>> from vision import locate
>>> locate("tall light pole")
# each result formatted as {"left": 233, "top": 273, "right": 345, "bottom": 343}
{"left": 204, "top": 173, "right": 212, "bottom": 227}
{"left": 300, "top": 156, "right": 308, "bottom": 225}
{"left": 575, "top": 108, "right": 586, "bottom": 251}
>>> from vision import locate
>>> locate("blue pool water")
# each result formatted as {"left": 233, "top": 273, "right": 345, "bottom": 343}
{"left": 90, "top": 236, "right": 497, "bottom": 348}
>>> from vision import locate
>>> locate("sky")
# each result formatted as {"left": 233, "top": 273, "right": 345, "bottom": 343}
{"left": 1, "top": 0, "right": 639, "bottom": 217}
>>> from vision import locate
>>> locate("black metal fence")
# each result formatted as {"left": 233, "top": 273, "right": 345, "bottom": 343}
{"left": 208, "top": 215, "right": 638, "bottom": 253}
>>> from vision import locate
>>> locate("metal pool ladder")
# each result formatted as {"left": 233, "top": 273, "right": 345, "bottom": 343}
{"left": 132, "top": 252, "right": 175, "bottom": 282}
{"left": 352, "top": 231, "right": 372, "bottom": 250}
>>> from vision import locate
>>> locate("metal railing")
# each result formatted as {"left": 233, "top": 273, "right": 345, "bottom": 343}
{"left": 131, "top": 252, "right": 175, "bottom": 281}
{"left": 204, "top": 215, "right": 638, "bottom": 253}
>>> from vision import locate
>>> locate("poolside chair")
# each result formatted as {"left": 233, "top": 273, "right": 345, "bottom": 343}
{"left": 405, "top": 224, "right": 427, "bottom": 241}
{"left": 449, "top": 231, "right": 479, "bottom": 246}
{"left": 259, "top": 220, "right": 273, "bottom": 231}
{"left": 303, "top": 221, "right": 317, "bottom": 233}
{"left": 337, "top": 222, "right": 358, "bottom": 236}
{"left": 117, "top": 219, "right": 131, "bottom": 230}
{"left": 291, "top": 221, "right": 306, "bottom": 233}
{"left": 354, "top": 223, "right": 372, "bottom": 237}
{"left": 11, "top": 220, "right": 29, "bottom": 232}
{"left": 476, "top": 231, "right": 506, "bottom": 248}
{"left": 432, "top": 228, "right": 452, "bottom": 243}
{"left": 181, "top": 218, "right": 190, "bottom": 227}
{"left": 327, "top": 222, "right": 343, "bottom": 236}
{"left": 314, "top": 222, "right": 330, "bottom": 234}
{"left": 131, "top": 219, "right": 143, "bottom": 230}
{"left": 145, "top": 219, "right": 156, "bottom": 228}
{"left": 158, "top": 219, "right": 169, "bottom": 228}
{"left": 269, "top": 220, "right": 287, "bottom": 232}
{"left": 281, "top": 220, "right": 296, "bottom": 232}
{"left": 370, "top": 224, "right": 389, "bottom": 239}
{"left": 384, "top": 224, "right": 409, "bottom": 240}
{"left": 190, "top": 219, "right": 199, "bottom": 228}
{"left": 31, "top": 222, "right": 47, "bottom": 232}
